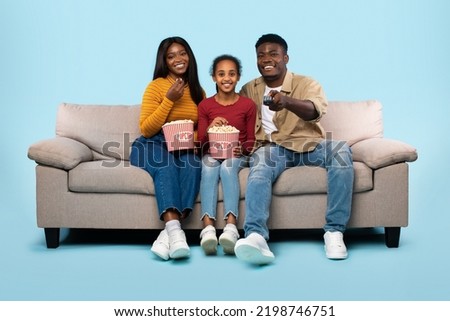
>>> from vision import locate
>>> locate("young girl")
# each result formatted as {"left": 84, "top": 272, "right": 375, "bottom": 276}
{"left": 130, "top": 36, "right": 204, "bottom": 260}
{"left": 197, "top": 55, "right": 257, "bottom": 255}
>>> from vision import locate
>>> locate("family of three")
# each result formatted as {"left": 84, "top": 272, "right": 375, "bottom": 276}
{"left": 129, "top": 33, "right": 354, "bottom": 265}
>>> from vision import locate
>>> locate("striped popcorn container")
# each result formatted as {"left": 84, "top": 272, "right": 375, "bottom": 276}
{"left": 162, "top": 120, "right": 194, "bottom": 152}
{"left": 208, "top": 126, "right": 240, "bottom": 159}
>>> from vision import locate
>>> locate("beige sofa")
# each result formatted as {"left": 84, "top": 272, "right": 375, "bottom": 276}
{"left": 28, "top": 100, "right": 418, "bottom": 249}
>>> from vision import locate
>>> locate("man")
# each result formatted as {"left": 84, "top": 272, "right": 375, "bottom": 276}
{"left": 235, "top": 34, "right": 354, "bottom": 265}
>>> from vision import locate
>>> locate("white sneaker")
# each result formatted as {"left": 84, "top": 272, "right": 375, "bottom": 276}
{"left": 168, "top": 229, "right": 190, "bottom": 259}
{"left": 200, "top": 225, "right": 218, "bottom": 255}
{"left": 234, "top": 232, "right": 274, "bottom": 265}
{"left": 324, "top": 231, "right": 348, "bottom": 259}
{"left": 219, "top": 224, "right": 239, "bottom": 255}
{"left": 151, "top": 229, "right": 170, "bottom": 260}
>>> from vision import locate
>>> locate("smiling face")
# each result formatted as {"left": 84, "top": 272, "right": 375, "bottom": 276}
{"left": 256, "top": 42, "right": 289, "bottom": 87}
{"left": 165, "top": 42, "right": 189, "bottom": 79}
{"left": 212, "top": 59, "right": 240, "bottom": 94}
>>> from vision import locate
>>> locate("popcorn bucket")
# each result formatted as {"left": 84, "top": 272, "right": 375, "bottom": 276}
{"left": 208, "top": 131, "right": 240, "bottom": 159}
{"left": 162, "top": 120, "right": 194, "bottom": 152}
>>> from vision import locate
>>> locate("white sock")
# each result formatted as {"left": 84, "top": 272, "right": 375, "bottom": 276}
{"left": 165, "top": 220, "right": 181, "bottom": 235}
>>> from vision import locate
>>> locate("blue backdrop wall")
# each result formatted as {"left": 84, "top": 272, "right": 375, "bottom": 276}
{"left": 1, "top": 0, "right": 449, "bottom": 300}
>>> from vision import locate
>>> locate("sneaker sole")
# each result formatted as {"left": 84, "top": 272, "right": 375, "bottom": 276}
{"left": 151, "top": 246, "right": 169, "bottom": 261}
{"left": 219, "top": 237, "right": 236, "bottom": 255}
{"left": 325, "top": 252, "right": 348, "bottom": 260}
{"left": 325, "top": 246, "right": 348, "bottom": 260}
{"left": 169, "top": 247, "right": 190, "bottom": 259}
{"left": 235, "top": 244, "right": 274, "bottom": 265}
{"left": 201, "top": 238, "right": 218, "bottom": 255}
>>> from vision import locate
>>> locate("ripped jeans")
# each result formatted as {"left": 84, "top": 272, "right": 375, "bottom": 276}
{"left": 200, "top": 154, "right": 248, "bottom": 221}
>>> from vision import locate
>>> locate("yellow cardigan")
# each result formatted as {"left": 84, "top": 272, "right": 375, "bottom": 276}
{"left": 139, "top": 77, "right": 200, "bottom": 138}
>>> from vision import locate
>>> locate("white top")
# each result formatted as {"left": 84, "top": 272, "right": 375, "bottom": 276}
{"left": 261, "top": 85, "right": 282, "bottom": 139}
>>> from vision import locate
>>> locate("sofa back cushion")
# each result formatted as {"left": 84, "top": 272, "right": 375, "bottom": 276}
{"left": 321, "top": 100, "right": 384, "bottom": 146}
{"left": 55, "top": 100, "right": 384, "bottom": 160}
{"left": 56, "top": 103, "right": 141, "bottom": 160}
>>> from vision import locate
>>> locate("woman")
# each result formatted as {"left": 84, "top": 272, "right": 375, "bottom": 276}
{"left": 130, "top": 36, "right": 204, "bottom": 260}
{"left": 197, "top": 55, "right": 256, "bottom": 255}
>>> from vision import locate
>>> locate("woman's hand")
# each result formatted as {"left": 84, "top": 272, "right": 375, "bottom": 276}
{"left": 166, "top": 78, "right": 185, "bottom": 102}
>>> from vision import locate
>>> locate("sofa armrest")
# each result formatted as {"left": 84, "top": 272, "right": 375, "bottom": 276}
{"left": 351, "top": 137, "right": 418, "bottom": 169}
{"left": 28, "top": 137, "right": 93, "bottom": 170}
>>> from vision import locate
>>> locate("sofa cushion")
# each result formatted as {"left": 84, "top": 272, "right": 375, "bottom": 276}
{"left": 321, "top": 100, "right": 383, "bottom": 146}
{"left": 351, "top": 138, "right": 418, "bottom": 169}
{"left": 68, "top": 160, "right": 372, "bottom": 197}
{"left": 55, "top": 101, "right": 383, "bottom": 161}
{"left": 28, "top": 137, "right": 93, "bottom": 170}
{"left": 270, "top": 161, "right": 373, "bottom": 195}
{"left": 69, "top": 161, "right": 154, "bottom": 194}
{"left": 56, "top": 103, "right": 141, "bottom": 161}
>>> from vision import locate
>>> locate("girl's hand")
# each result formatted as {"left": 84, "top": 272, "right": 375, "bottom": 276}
{"left": 166, "top": 78, "right": 185, "bottom": 102}
{"left": 207, "top": 117, "right": 228, "bottom": 130}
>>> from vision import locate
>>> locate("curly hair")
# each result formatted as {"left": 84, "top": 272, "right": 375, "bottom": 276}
{"left": 255, "top": 33, "right": 288, "bottom": 53}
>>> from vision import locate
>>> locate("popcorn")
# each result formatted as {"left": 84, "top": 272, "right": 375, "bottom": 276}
{"left": 207, "top": 125, "right": 239, "bottom": 133}
{"left": 165, "top": 119, "right": 193, "bottom": 124}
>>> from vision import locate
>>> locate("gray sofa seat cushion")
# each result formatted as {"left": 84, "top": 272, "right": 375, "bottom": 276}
{"left": 270, "top": 161, "right": 372, "bottom": 195}
{"left": 68, "top": 160, "right": 372, "bottom": 197}
{"left": 69, "top": 161, "right": 154, "bottom": 194}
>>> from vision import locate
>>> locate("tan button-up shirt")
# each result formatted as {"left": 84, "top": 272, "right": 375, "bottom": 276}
{"left": 240, "top": 71, "right": 328, "bottom": 153}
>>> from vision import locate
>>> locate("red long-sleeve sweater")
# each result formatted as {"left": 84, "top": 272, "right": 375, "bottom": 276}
{"left": 197, "top": 95, "right": 257, "bottom": 155}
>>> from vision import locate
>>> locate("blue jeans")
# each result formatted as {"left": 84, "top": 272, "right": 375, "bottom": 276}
{"left": 200, "top": 155, "right": 247, "bottom": 221}
{"left": 245, "top": 140, "right": 354, "bottom": 240}
{"left": 129, "top": 133, "right": 201, "bottom": 219}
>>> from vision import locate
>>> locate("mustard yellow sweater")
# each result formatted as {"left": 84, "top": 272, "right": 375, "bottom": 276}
{"left": 139, "top": 77, "right": 200, "bottom": 138}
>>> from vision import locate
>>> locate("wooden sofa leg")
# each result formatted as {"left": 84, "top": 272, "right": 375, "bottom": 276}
{"left": 44, "top": 228, "right": 60, "bottom": 249}
{"left": 384, "top": 227, "right": 401, "bottom": 248}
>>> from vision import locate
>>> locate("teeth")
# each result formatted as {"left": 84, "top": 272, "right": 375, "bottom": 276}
{"left": 264, "top": 66, "right": 274, "bottom": 70}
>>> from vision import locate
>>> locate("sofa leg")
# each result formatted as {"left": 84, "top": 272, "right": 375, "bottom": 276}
{"left": 384, "top": 227, "right": 401, "bottom": 248}
{"left": 44, "top": 228, "right": 60, "bottom": 249}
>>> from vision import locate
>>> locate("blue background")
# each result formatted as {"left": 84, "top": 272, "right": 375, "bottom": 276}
{"left": 1, "top": 0, "right": 449, "bottom": 300}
